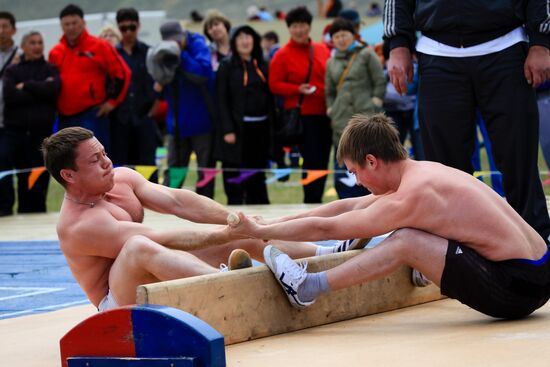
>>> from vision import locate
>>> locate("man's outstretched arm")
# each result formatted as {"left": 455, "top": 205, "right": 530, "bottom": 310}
{"left": 267, "top": 193, "right": 383, "bottom": 224}
{"left": 67, "top": 211, "right": 242, "bottom": 259}
{"left": 232, "top": 194, "right": 405, "bottom": 242}
{"left": 125, "top": 167, "right": 230, "bottom": 225}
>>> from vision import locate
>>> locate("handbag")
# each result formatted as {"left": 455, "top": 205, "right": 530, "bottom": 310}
{"left": 277, "top": 45, "right": 314, "bottom": 146}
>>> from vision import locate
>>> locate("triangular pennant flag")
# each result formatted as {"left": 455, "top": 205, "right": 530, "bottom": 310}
{"left": 196, "top": 168, "right": 221, "bottom": 188}
{"left": 227, "top": 169, "right": 259, "bottom": 184}
{"left": 0, "top": 169, "right": 16, "bottom": 181}
{"left": 324, "top": 187, "right": 337, "bottom": 197}
{"left": 28, "top": 167, "right": 46, "bottom": 190}
{"left": 265, "top": 168, "right": 293, "bottom": 184}
{"left": 339, "top": 171, "right": 357, "bottom": 187}
{"left": 301, "top": 170, "right": 330, "bottom": 185}
{"left": 135, "top": 165, "right": 158, "bottom": 181}
{"left": 168, "top": 167, "right": 188, "bottom": 188}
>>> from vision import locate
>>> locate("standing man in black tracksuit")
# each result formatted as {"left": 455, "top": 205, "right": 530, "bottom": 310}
{"left": 384, "top": 0, "right": 550, "bottom": 242}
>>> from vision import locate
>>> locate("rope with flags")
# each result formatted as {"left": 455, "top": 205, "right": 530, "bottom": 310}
{"left": 1, "top": 166, "right": 549, "bottom": 190}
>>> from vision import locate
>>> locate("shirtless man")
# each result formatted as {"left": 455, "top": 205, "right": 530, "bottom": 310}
{"left": 41, "top": 127, "right": 360, "bottom": 312}
{"left": 230, "top": 114, "right": 550, "bottom": 319}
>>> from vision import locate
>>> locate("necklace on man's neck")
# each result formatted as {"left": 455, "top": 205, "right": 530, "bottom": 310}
{"left": 64, "top": 194, "right": 104, "bottom": 208}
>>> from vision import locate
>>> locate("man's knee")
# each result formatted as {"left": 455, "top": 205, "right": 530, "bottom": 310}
{"left": 387, "top": 228, "right": 428, "bottom": 254}
{"left": 120, "top": 235, "right": 163, "bottom": 263}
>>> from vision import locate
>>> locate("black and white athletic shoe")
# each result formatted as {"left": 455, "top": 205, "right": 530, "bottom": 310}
{"left": 263, "top": 245, "right": 314, "bottom": 309}
{"left": 334, "top": 238, "right": 372, "bottom": 252}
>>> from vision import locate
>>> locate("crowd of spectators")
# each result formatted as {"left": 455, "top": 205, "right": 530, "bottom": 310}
{"left": 1, "top": 1, "right": 548, "bottom": 238}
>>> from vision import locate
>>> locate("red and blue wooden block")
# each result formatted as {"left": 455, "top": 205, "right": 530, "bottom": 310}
{"left": 60, "top": 304, "right": 225, "bottom": 367}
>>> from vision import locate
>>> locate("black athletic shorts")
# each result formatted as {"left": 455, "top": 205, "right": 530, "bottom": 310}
{"left": 440, "top": 240, "right": 550, "bottom": 319}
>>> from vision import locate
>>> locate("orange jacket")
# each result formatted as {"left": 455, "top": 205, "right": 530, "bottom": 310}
{"left": 49, "top": 30, "right": 131, "bottom": 116}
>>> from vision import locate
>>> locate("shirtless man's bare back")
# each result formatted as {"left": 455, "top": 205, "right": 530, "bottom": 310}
{"left": 43, "top": 127, "right": 355, "bottom": 311}
{"left": 230, "top": 114, "right": 550, "bottom": 319}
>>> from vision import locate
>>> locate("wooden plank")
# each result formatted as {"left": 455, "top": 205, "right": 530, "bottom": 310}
{"left": 136, "top": 250, "right": 445, "bottom": 345}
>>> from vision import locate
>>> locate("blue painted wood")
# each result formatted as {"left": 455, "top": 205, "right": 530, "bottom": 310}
{"left": 131, "top": 305, "right": 226, "bottom": 367}
{"left": 67, "top": 357, "right": 197, "bottom": 367}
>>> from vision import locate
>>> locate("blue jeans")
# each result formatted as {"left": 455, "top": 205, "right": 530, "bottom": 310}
{"left": 58, "top": 107, "right": 110, "bottom": 153}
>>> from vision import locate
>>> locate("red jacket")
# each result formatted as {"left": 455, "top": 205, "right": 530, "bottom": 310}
{"left": 49, "top": 30, "right": 131, "bottom": 116}
{"left": 268, "top": 38, "right": 330, "bottom": 116}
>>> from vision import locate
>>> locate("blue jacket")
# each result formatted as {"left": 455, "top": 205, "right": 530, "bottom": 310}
{"left": 163, "top": 32, "right": 214, "bottom": 138}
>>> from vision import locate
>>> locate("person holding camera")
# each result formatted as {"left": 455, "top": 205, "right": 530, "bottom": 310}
{"left": 152, "top": 21, "right": 216, "bottom": 198}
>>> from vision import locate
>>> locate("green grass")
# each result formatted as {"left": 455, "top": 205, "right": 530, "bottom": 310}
{"left": 40, "top": 144, "right": 550, "bottom": 213}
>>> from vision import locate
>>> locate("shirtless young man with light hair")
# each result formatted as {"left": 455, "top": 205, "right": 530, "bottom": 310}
{"left": 41, "top": 127, "right": 361, "bottom": 312}
{"left": 231, "top": 114, "right": 550, "bottom": 319}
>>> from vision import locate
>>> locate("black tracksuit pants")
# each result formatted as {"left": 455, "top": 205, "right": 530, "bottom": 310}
{"left": 417, "top": 42, "right": 550, "bottom": 240}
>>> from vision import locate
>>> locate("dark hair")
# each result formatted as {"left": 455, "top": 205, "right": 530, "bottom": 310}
{"left": 230, "top": 25, "right": 264, "bottom": 63}
{"left": 203, "top": 10, "right": 231, "bottom": 42}
{"left": 59, "top": 4, "right": 84, "bottom": 19}
{"left": 42, "top": 127, "right": 94, "bottom": 187}
{"left": 0, "top": 11, "right": 15, "bottom": 28}
{"left": 116, "top": 8, "right": 139, "bottom": 23}
{"left": 337, "top": 114, "right": 408, "bottom": 166}
{"left": 330, "top": 18, "right": 356, "bottom": 37}
{"left": 262, "top": 31, "right": 279, "bottom": 43}
{"left": 285, "top": 6, "right": 312, "bottom": 27}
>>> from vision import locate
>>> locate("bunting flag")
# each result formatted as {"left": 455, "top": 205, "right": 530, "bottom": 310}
{"left": 301, "top": 170, "right": 330, "bottom": 185}
{"left": 473, "top": 170, "right": 494, "bottom": 178}
{"left": 196, "top": 168, "right": 221, "bottom": 188}
{"left": 135, "top": 166, "right": 158, "bottom": 181}
{"left": 0, "top": 169, "right": 16, "bottom": 181}
{"left": 265, "top": 168, "right": 293, "bottom": 184}
{"left": 168, "top": 167, "right": 188, "bottom": 188}
{"left": 28, "top": 167, "right": 47, "bottom": 190}
{"left": 324, "top": 187, "right": 337, "bottom": 197}
{"left": 227, "top": 169, "right": 259, "bottom": 184}
{"left": 339, "top": 171, "right": 357, "bottom": 187}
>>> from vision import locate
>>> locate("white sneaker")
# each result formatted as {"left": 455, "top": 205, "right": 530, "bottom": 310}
{"left": 411, "top": 269, "right": 431, "bottom": 287}
{"left": 263, "top": 245, "right": 315, "bottom": 309}
{"left": 334, "top": 238, "right": 371, "bottom": 252}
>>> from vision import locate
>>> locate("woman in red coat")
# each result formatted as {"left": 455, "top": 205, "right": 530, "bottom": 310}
{"left": 269, "top": 6, "right": 332, "bottom": 203}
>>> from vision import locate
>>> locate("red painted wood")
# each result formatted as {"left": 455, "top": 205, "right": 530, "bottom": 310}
{"left": 60, "top": 307, "right": 136, "bottom": 367}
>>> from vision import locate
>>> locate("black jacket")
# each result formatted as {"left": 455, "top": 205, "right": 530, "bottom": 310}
{"left": 114, "top": 41, "right": 157, "bottom": 123}
{"left": 214, "top": 54, "right": 275, "bottom": 164}
{"left": 3, "top": 56, "right": 60, "bottom": 132}
{"left": 384, "top": 0, "right": 550, "bottom": 51}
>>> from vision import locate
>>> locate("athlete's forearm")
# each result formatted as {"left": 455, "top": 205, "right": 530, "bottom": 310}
{"left": 256, "top": 217, "right": 335, "bottom": 242}
{"left": 155, "top": 228, "right": 235, "bottom": 251}
{"left": 172, "top": 189, "right": 230, "bottom": 225}
{"left": 271, "top": 197, "right": 363, "bottom": 223}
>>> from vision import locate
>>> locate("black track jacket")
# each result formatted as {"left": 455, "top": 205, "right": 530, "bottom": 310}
{"left": 383, "top": 0, "right": 550, "bottom": 51}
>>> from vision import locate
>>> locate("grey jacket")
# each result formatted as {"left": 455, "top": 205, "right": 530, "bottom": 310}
{"left": 325, "top": 44, "right": 386, "bottom": 145}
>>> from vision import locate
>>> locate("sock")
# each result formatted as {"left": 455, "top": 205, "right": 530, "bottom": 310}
{"left": 316, "top": 245, "right": 336, "bottom": 256}
{"left": 298, "top": 271, "right": 331, "bottom": 302}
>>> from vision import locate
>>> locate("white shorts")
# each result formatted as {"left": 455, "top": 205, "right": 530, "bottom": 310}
{"left": 97, "top": 289, "right": 119, "bottom": 312}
